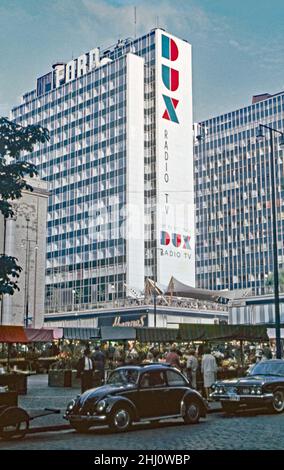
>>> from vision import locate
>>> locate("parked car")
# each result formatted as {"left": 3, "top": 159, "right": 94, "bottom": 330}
{"left": 64, "top": 363, "right": 207, "bottom": 432}
{"left": 211, "top": 359, "right": 284, "bottom": 414}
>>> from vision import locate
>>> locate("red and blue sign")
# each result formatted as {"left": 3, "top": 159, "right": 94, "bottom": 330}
{"left": 161, "top": 231, "right": 192, "bottom": 250}
{"left": 161, "top": 34, "right": 180, "bottom": 124}
{"left": 162, "top": 34, "right": 179, "bottom": 61}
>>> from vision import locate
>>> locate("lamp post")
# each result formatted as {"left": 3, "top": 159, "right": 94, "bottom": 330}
{"left": 256, "top": 124, "right": 284, "bottom": 359}
{"left": 111, "top": 284, "right": 115, "bottom": 308}
{"left": 153, "top": 284, "right": 157, "bottom": 328}
{"left": 21, "top": 217, "right": 38, "bottom": 327}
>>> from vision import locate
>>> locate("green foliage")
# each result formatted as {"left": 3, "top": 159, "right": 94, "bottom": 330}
{"left": 0, "top": 255, "right": 22, "bottom": 296}
{"left": 0, "top": 117, "right": 49, "bottom": 296}
{"left": 0, "top": 117, "right": 49, "bottom": 217}
{"left": 265, "top": 269, "right": 284, "bottom": 292}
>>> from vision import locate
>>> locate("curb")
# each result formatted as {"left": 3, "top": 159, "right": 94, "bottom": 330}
{"left": 27, "top": 424, "right": 71, "bottom": 434}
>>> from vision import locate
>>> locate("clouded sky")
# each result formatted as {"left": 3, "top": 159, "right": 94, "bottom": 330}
{"left": 1, "top": 0, "right": 284, "bottom": 121}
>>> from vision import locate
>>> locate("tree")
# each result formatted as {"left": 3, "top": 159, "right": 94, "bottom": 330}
{"left": 265, "top": 269, "right": 284, "bottom": 293}
{"left": 0, "top": 117, "right": 49, "bottom": 296}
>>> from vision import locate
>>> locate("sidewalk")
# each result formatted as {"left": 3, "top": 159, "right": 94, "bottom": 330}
{"left": 18, "top": 374, "right": 79, "bottom": 428}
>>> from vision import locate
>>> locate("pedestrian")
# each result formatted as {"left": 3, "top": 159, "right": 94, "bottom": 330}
{"left": 165, "top": 345, "right": 181, "bottom": 369}
{"left": 186, "top": 349, "right": 198, "bottom": 389}
{"left": 201, "top": 347, "right": 217, "bottom": 400}
{"left": 77, "top": 348, "right": 94, "bottom": 393}
{"left": 93, "top": 345, "right": 106, "bottom": 385}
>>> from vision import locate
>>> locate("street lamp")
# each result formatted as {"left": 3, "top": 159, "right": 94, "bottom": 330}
{"left": 111, "top": 284, "right": 115, "bottom": 308}
{"left": 153, "top": 283, "right": 157, "bottom": 328}
{"left": 21, "top": 217, "right": 38, "bottom": 327}
{"left": 72, "top": 289, "right": 76, "bottom": 311}
{"left": 256, "top": 123, "right": 284, "bottom": 359}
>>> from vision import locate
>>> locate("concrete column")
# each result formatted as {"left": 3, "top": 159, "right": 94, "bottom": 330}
{"left": 2, "top": 217, "right": 16, "bottom": 324}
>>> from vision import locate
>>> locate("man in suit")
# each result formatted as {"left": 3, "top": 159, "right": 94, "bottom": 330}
{"left": 77, "top": 348, "right": 94, "bottom": 393}
{"left": 93, "top": 345, "right": 106, "bottom": 385}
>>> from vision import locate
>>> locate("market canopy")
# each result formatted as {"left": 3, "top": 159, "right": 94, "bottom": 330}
{"left": 63, "top": 327, "right": 100, "bottom": 340}
{"left": 0, "top": 325, "right": 28, "bottom": 343}
{"left": 25, "top": 328, "right": 54, "bottom": 342}
{"left": 166, "top": 277, "right": 251, "bottom": 302}
{"left": 100, "top": 326, "right": 136, "bottom": 341}
{"left": 179, "top": 324, "right": 269, "bottom": 342}
{"left": 136, "top": 327, "right": 179, "bottom": 343}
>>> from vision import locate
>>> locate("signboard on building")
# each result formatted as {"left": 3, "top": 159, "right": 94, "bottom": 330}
{"left": 155, "top": 30, "right": 195, "bottom": 287}
{"left": 97, "top": 313, "right": 148, "bottom": 328}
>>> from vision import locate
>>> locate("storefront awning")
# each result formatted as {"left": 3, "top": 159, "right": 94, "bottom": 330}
{"left": 63, "top": 327, "right": 100, "bottom": 340}
{"left": 0, "top": 325, "right": 28, "bottom": 343}
{"left": 179, "top": 324, "right": 269, "bottom": 342}
{"left": 136, "top": 327, "right": 180, "bottom": 343}
{"left": 100, "top": 326, "right": 136, "bottom": 341}
{"left": 25, "top": 328, "right": 54, "bottom": 342}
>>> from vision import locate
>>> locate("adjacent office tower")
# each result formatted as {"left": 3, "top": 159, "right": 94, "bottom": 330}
{"left": 0, "top": 177, "right": 49, "bottom": 326}
{"left": 194, "top": 91, "right": 284, "bottom": 295}
{"left": 10, "top": 29, "right": 195, "bottom": 313}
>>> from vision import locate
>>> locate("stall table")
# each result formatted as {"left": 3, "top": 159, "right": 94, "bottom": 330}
{"left": 0, "top": 373, "right": 28, "bottom": 394}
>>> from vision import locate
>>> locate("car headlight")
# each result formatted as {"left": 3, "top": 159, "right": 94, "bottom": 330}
{"left": 66, "top": 399, "right": 76, "bottom": 411}
{"left": 250, "top": 388, "right": 256, "bottom": 395}
{"left": 96, "top": 400, "right": 106, "bottom": 413}
{"left": 256, "top": 387, "right": 262, "bottom": 395}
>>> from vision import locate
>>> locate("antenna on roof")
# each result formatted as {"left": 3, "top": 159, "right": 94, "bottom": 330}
{"left": 134, "top": 6, "right": 137, "bottom": 38}
{"left": 156, "top": 16, "right": 159, "bottom": 28}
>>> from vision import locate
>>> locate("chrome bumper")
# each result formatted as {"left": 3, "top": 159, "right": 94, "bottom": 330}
{"left": 210, "top": 392, "right": 273, "bottom": 402}
{"left": 65, "top": 413, "right": 107, "bottom": 423}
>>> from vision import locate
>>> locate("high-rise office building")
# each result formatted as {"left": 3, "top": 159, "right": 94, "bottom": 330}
{"left": 0, "top": 177, "right": 49, "bottom": 327}
{"left": 10, "top": 29, "right": 195, "bottom": 314}
{"left": 194, "top": 91, "right": 284, "bottom": 295}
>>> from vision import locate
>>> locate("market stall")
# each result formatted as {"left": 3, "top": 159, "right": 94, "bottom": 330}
{"left": 48, "top": 327, "right": 100, "bottom": 387}
{"left": 0, "top": 326, "right": 29, "bottom": 394}
{"left": 179, "top": 323, "right": 270, "bottom": 383}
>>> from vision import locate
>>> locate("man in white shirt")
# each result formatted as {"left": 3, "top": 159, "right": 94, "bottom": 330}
{"left": 77, "top": 348, "right": 94, "bottom": 392}
{"left": 201, "top": 347, "right": 217, "bottom": 400}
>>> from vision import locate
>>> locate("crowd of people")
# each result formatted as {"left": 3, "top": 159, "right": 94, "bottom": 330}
{"left": 76, "top": 342, "right": 222, "bottom": 399}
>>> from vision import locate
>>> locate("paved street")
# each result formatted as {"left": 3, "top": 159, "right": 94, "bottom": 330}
{"left": 0, "top": 375, "right": 284, "bottom": 450}
{"left": 1, "top": 409, "right": 284, "bottom": 450}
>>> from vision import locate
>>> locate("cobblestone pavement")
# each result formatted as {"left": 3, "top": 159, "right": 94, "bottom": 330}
{"left": 0, "top": 375, "right": 284, "bottom": 450}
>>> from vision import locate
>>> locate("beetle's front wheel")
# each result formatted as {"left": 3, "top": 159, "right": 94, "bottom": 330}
{"left": 109, "top": 406, "right": 132, "bottom": 432}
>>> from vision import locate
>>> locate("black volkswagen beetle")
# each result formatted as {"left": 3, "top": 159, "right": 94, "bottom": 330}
{"left": 64, "top": 363, "right": 207, "bottom": 432}
{"left": 211, "top": 359, "right": 284, "bottom": 414}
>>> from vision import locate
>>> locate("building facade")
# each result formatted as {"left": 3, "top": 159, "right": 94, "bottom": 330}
{"left": 10, "top": 29, "right": 195, "bottom": 315}
{"left": 44, "top": 303, "right": 228, "bottom": 329}
{"left": 0, "top": 177, "right": 49, "bottom": 327}
{"left": 194, "top": 91, "right": 284, "bottom": 295}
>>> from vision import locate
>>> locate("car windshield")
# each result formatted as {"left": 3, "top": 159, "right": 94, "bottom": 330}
{"left": 249, "top": 362, "right": 284, "bottom": 377}
{"left": 107, "top": 369, "right": 139, "bottom": 386}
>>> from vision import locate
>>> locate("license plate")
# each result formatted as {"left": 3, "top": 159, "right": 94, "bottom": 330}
{"left": 229, "top": 395, "right": 240, "bottom": 401}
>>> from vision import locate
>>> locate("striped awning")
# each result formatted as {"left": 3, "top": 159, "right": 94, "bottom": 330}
{"left": 25, "top": 328, "right": 54, "bottom": 342}
{"left": 63, "top": 327, "right": 100, "bottom": 340}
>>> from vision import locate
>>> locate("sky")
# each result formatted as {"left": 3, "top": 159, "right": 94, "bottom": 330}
{"left": 0, "top": 0, "right": 284, "bottom": 122}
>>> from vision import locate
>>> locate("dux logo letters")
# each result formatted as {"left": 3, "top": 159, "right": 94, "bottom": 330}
{"left": 161, "top": 34, "right": 180, "bottom": 124}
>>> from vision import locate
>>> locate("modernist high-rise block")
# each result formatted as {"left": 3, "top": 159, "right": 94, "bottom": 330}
{"left": 10, "top": 29, "right": 195, "bottom": 313}
{"left": 194, "top": 91, "right": 284, "bottom": 295}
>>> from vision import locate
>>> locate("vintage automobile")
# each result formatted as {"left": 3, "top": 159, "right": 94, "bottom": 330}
{"left": 64, "top": 363, "right": 207, "bottom": 432}
{"left": 211, "top": 359, "right": 284, "bottom": 414}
